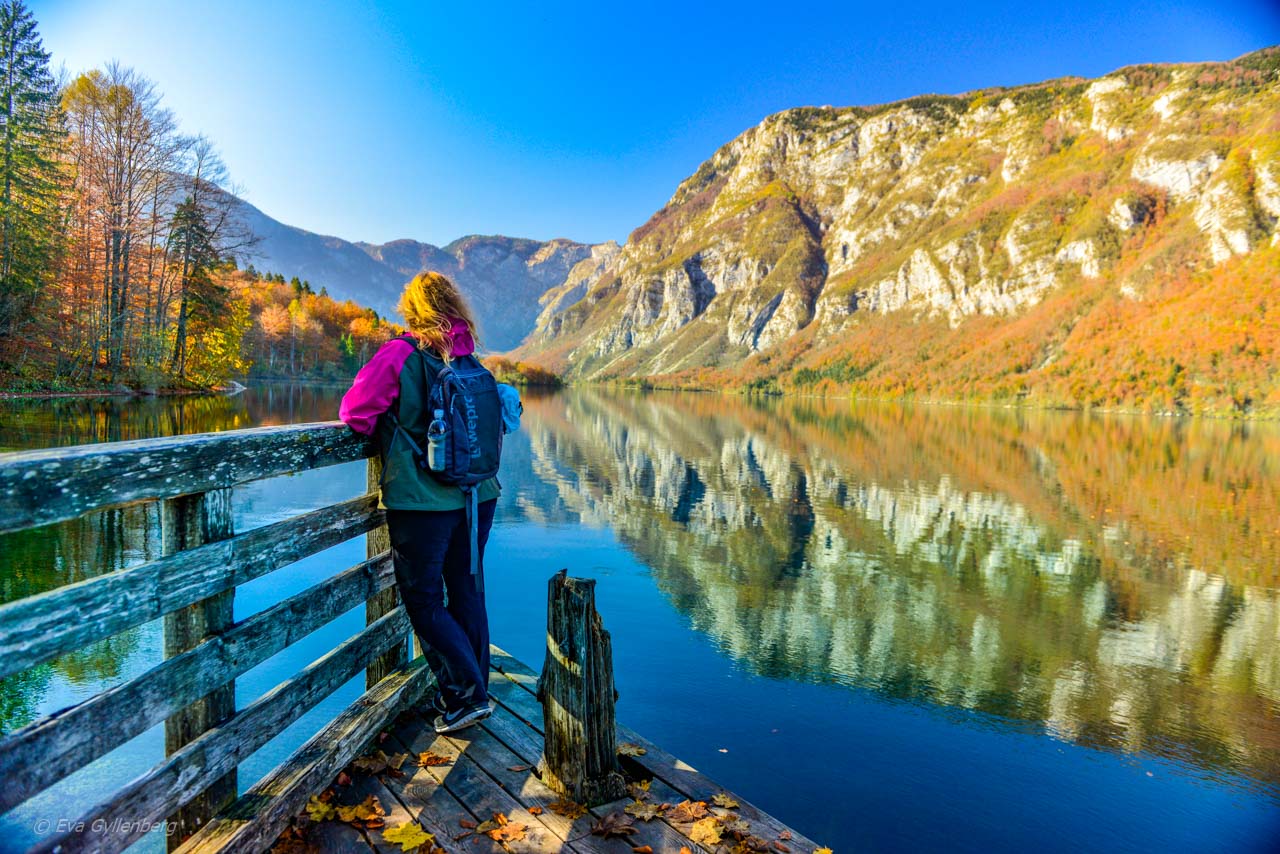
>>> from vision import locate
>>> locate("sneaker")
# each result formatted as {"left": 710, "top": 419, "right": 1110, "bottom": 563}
{"left": 433, "top": 701, "right": 492, "bottom": 734}
{"left": 427, "top": 690, "right": 449, "bottom": 716}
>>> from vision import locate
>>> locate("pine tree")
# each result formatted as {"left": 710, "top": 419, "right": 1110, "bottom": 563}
{"left": 0, "top": 0, "right": 64, "bottom": 337}
{"left": 168, "top": 196, "right": 225, "bottom": 381}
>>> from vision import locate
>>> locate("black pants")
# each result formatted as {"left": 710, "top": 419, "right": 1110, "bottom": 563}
{"left": 386, "top": 499, "right": 496, "bottom": 711}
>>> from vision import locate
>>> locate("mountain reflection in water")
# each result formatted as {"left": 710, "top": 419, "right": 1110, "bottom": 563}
{"left": 512, "top": 390, "right": 1280, "bottom": 792}
{"left": 1, "top": 384, "right": 1277, "bottom": 852}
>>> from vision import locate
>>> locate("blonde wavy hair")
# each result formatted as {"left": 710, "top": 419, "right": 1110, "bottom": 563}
{"left": 396, "top": 271, "right": 479, "bottom": 363}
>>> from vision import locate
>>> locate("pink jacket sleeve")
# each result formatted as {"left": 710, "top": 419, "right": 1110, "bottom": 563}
{"left": 339, "top": 339, "right": 415, "bottom": 435}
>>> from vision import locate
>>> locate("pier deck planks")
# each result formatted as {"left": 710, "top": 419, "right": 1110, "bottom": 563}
{"left": 269, "top": 645, "right": 814, "bottom": 854}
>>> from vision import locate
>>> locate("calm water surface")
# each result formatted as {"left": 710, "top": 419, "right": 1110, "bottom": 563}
{"left": 1, "top": 385, "right": 1278, "bottom": 852}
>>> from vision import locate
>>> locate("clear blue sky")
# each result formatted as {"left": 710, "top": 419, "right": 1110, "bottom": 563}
{"left": 30, "top": 0, "right": 1280, "bottom": 247}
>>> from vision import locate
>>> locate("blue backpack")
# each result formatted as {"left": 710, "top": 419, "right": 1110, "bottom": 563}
{"left": 421, "top": 351, "right": 505, "bottom": 488}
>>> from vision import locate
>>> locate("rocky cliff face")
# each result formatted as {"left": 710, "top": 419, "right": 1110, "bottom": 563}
{"left": 516, "top": 49, "right": 1280, "bottom": 410}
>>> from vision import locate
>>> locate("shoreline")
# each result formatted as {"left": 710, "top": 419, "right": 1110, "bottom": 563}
{"left": 0, "top": 387, "right": 213, "bottom": 400}
{"left": 583, "top": 380, "right": 1277, "bottom": 422}
{"left": 4, "top": 378, "right": 1275, "bottom": 422}
{"left": 0, "top": 377, "right": 353, "bottom": 400}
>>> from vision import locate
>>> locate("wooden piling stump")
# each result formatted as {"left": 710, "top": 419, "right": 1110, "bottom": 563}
{"left": 161, "top": 489, "right": 236, "bottom": 850}
{"left": 536, "top": 569, "right": 627, "bottom": 806}
{"left": 366, "top": 454, "right": 408, "bottom": 686}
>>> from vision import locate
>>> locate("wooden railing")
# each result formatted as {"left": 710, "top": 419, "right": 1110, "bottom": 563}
{"left": 0, "top": 422, "right": 435, "bottom": 854}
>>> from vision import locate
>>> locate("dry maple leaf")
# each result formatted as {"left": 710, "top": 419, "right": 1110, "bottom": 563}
{"left": 459, "top": 819, "right": 477, "bottom": 829}
{"left": 269, "top": 839, "right": 314, "bottom": 854}
{"left": 668, "top": 800, "right": 710, "bottom": 822}
{"left": 305, "top": 795, "right": 336, "bottom": 823}
{"left": 690, "top": 817, "right": 723, "bottom": 847}
{"left": 335, "top": 771, "right": 352, "bottom": 787}
{"left": 813, "top": 848, "right": 834, "bottom": 854}
{"left": 624, "top": 799, "right": 663, "bottom": 821}
{"left": 773, "top": 842, "right": 791, "bottom": 853}
{"left": 680, "top": 847, "right": 693, "bottom": 854}
{"left": 417, "top": 750, "right": 453, "bottom": 767}
{"left": 475, "top": 814, "right": 504, "bottom": 834}
{"left": 617, "top": 742, "right": 647, "bottom": 756}
{"left": 489, "top": 822, "right": 528, "bottom": 844}
{"left": 276, "top": 825, "right": 307, "bottom": 842}
{"left": 712, "top": 793, "right": 740, "bottom": 809}
{"left": 528, "top": 806, "right": 543, "bottom": 816}
{"left": 721, "top": 816, "right": 751, "bottom": 835}
{"left": 547, "top": 799, "right": 588, "bottom": 819}
{"left": 383, "top": 822, "right": 434, "bottom": 852}
{"left": 352, "top": 750, "right": 406, "bottom": 775}
{"left": 384, "top": 753, "right": 410, "bottom": 779}
{"left": 633, "top": 847, "right": 654, "bottom": 854}
{"left": 270, "top": 828, "right": 318, "bottom": 854}
{"left": 779, "top": 832, "right": 792, "bottom": 841}
{"left": 627, "top": 780, "right": 652, "bottom": 801}
{"left": 336, "top": 794, "right": 385, "bottom": 825}
{"left": 591, "top": 812, "right": 638, "bottom": 839}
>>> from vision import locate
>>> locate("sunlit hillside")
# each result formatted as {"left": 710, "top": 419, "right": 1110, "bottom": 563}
{"left": 518, "top": 49, "right": 1280, "bottom": 416}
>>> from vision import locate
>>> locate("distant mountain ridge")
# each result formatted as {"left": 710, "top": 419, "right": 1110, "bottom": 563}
{"left": 354, "top": 235, "right": 616, "bottom": 350}
{"left": 231, "top": 197, "right": 604, "bottom": 351}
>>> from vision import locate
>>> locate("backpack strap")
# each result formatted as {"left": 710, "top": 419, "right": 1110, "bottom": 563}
{"left": 465, "top": 485, "right": 482, "bottom": 593}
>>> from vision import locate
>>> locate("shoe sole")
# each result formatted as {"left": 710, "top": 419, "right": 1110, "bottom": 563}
{"left": 433, "top": 704, "right": 492, "bottom": 734}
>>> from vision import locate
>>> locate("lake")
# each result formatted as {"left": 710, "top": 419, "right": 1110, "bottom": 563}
{"left": 1, "top": 385, "right": 1278, "bottom": 852}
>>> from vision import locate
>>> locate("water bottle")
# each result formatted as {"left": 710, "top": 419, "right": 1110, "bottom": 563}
{"left": 426, "top": 409, "right": 447, "bottom": 472}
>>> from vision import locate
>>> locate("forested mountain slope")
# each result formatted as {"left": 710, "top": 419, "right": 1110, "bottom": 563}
{"left": 236, "top": 197, "right": 608, "bottom": 351}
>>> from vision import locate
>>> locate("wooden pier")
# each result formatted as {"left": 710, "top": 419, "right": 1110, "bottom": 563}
{"left": 259, "top": 643, "right": 818, "bottom": 854}
{"left": 0, "top": 422, "right": 817, "bottom": 854}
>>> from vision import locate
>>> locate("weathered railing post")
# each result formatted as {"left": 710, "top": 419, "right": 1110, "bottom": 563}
{"left": 536, "top": 569, "right": 627, "bottom": 805}
{"left": 161, "top": 489, "right": 236, "bottom": 850}
{"left": 365, "top": 454, "right": 407, "bottom": 686}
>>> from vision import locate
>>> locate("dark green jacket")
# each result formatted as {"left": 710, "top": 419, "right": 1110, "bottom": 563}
{"left": 347, "top": 336, "right": 500, "bottom": 511}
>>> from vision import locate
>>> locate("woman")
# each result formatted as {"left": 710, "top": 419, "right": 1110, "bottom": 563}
{"left": 339, "top": 271, "right": 500, "bottom": 734}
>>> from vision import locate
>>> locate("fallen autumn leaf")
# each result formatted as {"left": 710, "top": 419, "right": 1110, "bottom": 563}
{"left": 690, "top": 817, "right": 723, "bottom": 847}
{"left": 382, "top": 822, "right": 434, "bottom": 852}
{"left": 591, "top": 812, "right": 638, "bottom": 839}
{"left": 624, "top": 799, "right": 664, "bottom": 821}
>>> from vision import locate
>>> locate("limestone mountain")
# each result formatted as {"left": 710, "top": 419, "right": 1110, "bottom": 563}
{"left": 233, "top": 197, "right": 602, "bottom": 351}
{"left": 516, "top": 48, "right": 1280, "bottom": 414}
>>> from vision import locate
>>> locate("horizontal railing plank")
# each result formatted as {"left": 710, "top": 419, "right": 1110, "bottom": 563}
{"left": 0, "top": 420, "right": 373, "bottom": 534}
{"left": 0, "top": 493, "right": 383, "bottom": 680}
{"left": 175, "top": 658, "right": 433, "bottom": 854}
{"left": 0, "top": 552, "right": 396, "bottom": 814}
{"left": 32, "top": 607, "right": 412, "bottom": 854}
